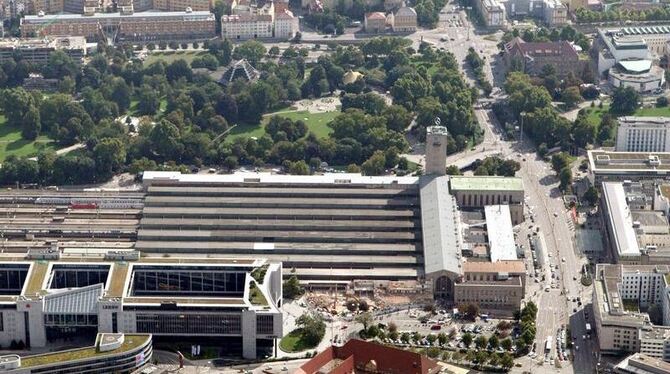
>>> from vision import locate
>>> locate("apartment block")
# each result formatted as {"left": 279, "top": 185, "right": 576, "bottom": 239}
{"left": 221, "top": 13, "right": 273, "bottom": 39}
{"left": 21, "top": 10, "right": 216, "bottom": 41}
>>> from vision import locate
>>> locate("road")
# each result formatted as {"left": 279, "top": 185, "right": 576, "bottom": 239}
{"left": 410, "top": 6, "right": 597, "bottom": 371}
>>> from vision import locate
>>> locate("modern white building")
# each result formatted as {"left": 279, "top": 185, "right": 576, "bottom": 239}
{"left": 616, "top": 117, "right": 670, "bottom": 153}
{"left": 0, "top": 252, "right": 283, "bottom": 359}
{"left": 274, "top": 9, "right": 299, "bottom": 39}
{"left": 609, "top": 60, "right": 665, "bottom": 94}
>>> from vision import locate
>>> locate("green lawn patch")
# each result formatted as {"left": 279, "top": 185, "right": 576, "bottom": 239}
{"left": 249, "top": 281, "right": 268, "bottom": 306}
{"left": 279, "top": 328, "right": 318, "bottom": 352}
{"left": 634, "top": 106, "right": 670, "bottom": 117}
{"left": 145, "top": 51, "right": 206, "bottom": 65}
{"left": 0, "top": 115, "right": 55, "bottom": 161}
{"left": 225, "top": 110, "right": 338, "bottom": 143}
{"left": 583, "top": 105, "right": 610, "bottom": 125}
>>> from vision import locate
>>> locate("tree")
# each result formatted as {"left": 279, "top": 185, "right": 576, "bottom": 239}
{"left": 295, "top": 313, "right": 326, "bottom": 346}
{"left": 2, "top": 88, "right": 35, "bottom": 128}
{"left": 150, "top": 120, "right": 183, "bottom": 159}
{"left": 550, "top": 152, "right": 570, "bottom": 173}
{"left": 501, "top": 338, "right": 513, "bottom": 351}
{"left": 426, "top": 334, "right": 437, "bottom": 345}
{"left": 400, "top": 332, "right": 411, "bottom": 343}
{"left": 573, "top": 114, "right": 597, "bottom": 148}
{"left": 21, "top": 105, "right": 41, "bottom": 140}
{"left": 583, "top": 186, "right": 599, "bottom": 206}
{"left": 437, "top": 332, "right": 447, "bottom": 346}
{"left": 93, "top": 137, "right": 126, "bottom": 180}
{"left": 559, "top": 167, "right": 573, "bottom": 192}
{"left": 561, "top": 86, "right": 582, "bottom": 108}
{"left": 610, "top": 86, "right": 640, "bottom": 115}
{"left": 475, "top": 335, "right": 488, "bottom": 349}
{"left": 233, "top": 40, "right": 267, "bottom": 66}
{"left": 137, "top": 85, "right": 160, "bottom": 115}
{"left": 41, "top": 50, "right": 78, "bottom": 79}
{"left": 166, "top": 60, "right": 193, "bottom": 82}
{"left": 500, "top": 353, "right": 514, "bottom": 370}
{"left": 657, "top": 96, "right": 669, "bottom": 107}
{"left": 488, "top": 335, "right": 499, "bottom": 350}
{"left": 283, "top": 273, "right": 304, "bottom": 299}
{"left": 361, "top": 150, "right": 386, "bottom": 176}
{"left": 446, "top": 165, "right": 462, "bottom": 175}
{"left": 268, "top": 46, "right": 280, "bottom": 56}
{"left": 354, "top": 311, "right": 373, "bottom": 330}
{"left": 461, "top": 332, "right": 473, "bottom": 348}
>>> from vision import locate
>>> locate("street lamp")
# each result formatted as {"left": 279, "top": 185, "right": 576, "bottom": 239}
{"left": 519, "top": 111, "right": 526, "bottom": 144}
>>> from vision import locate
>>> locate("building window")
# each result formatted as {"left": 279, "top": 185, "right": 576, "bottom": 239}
{"left": 257, "top": 315, "right": 274, "bottom": 335}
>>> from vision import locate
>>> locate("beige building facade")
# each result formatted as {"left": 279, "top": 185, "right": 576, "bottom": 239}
{"left": 454, "top": 261, "right": 526, "bottom": 318}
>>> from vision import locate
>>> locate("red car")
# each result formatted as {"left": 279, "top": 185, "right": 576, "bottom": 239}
{"left": 430, "top": 325, "right": 442, "bottom": 331}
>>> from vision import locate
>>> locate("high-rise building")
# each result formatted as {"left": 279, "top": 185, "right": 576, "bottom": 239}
{"left": 425, "top": 125, "right": 448, "bottom": 175}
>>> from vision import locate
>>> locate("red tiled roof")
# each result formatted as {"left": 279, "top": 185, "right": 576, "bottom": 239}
{"left": 505, "top": 36, "right": 578, "bottom": 60}
{"left": 295, "top": 339, "right": 441, "bottom": 374}
{"left": 366, "top": 12, "right": 386, "bottom": 20}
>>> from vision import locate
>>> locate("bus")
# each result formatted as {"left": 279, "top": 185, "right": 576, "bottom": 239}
{"left": 545, "top": 336, "right": 552, "bottom": 353}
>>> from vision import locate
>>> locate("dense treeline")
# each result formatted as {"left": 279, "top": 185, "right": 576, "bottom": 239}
{"left": 0, "top": 36, "right": 479, "bottom": 185}
{"left": 575, "top": 7, "right": 670, "bottom": 23}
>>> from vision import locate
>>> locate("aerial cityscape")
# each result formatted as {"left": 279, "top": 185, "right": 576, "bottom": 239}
{"left": 0, "top": 0, "right": 667, "bottom": 372}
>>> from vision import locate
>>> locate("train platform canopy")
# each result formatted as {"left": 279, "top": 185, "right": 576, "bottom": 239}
{"left": 420, "top": 176, "right": 462, "bottom": 277}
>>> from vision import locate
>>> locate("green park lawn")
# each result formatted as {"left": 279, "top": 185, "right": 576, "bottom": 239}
{"left": 144, "top": 50, "right": 206, "bottom": 66}
{"left": 0, "top": 115, "right": 55, "bottom": 162}
{"left": 279, "top": 328, "right": 318, "bottom": 353}
{"left": 584, "top": 103, "right": 670, "bottom": 126}
{"left": 225, "top": 110, "right": 339, "bottom": 143}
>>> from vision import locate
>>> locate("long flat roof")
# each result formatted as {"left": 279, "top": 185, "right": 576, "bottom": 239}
{"left": 588, "top": 150, "right": 670, "bottom": 173}
{"left": 143, "top": 171, "right": 420, "bottom": 186}
{"left": 485, "top": 205, "right": 517, "bottom": 262}
{"left": 420, "top": 176, "right": 461, "bottom": 276}
{"left": 449, "top": 176, "right": 523, "bottom": 192}
{"left": 23, "top": 10, "right": 214, "bottom": 22}
{"left": 602, "top": 182, "right": 641, "bottom": 257}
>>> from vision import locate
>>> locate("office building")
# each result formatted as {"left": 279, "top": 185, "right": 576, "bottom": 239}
{"left": 0, "top": 252, "right": 282, "bottom": 359}
{"left": 449, "top": 176, "right": 525, "bottom": 224}
{"left": 21, "top": 10, "right": 216, "bottom": 41}
{"left": 593, "top": 264, "right": 670, "bottom": 361}
{"left": 504, "top": 0, "right": 566, "bottom": 25}
{"left": 0, "top": 37, "right": 86, "bottom": 65}
{"left": 296, "top": 339, "right": 441, "bottom": 374}
{"left": 0, "top": 333, "right": 152, "bottom": 373}
{"left": 616, "top": 117, "right": 670, "bottom": 153}
{"left": 608, "top": 60, "right": 665, "bottom": 94}
{"left": 587, "top": 150, "right": 670, "bottom": 184}
{"left": 474, "top": 0, "right": 505, "bottom": 28}
{"left": 503, "top": 37, "right": 582, "bottom": 77}
{"left": 425, "top": 125, "right": 448, "bottom": 175}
